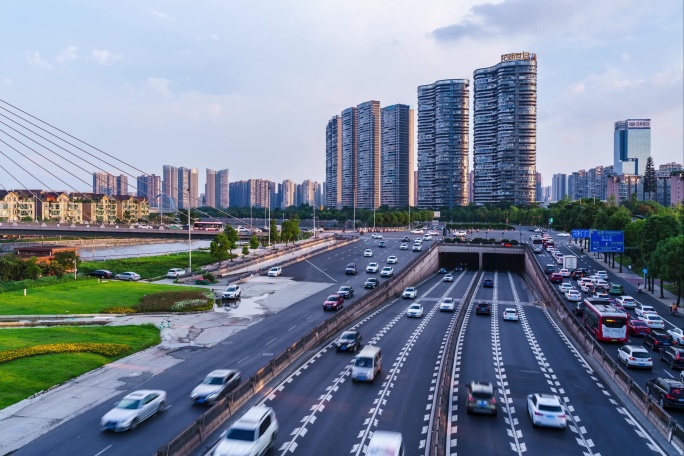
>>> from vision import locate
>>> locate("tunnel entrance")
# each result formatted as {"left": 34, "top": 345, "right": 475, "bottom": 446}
{"left": 438, "top": 252, "right": 479, "bottom": 271}
{"left": 437, "top": 250, "right": 526, "bottom": 273}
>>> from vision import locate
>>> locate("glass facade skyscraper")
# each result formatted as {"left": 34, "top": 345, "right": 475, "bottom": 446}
{"left": 473, "top": 52, "right": 537, "bottom": 205}
{"left": 381, "top": 104, "right": 414, "bottom": 208}
{"left": 356, "top": 101, "right": 381, "bottom": 210}
{"left": 417, "top": 79, "right": 470, "bottom": 209}
{"left": 614, "top": 119, "right": 651, "bottom": 176}
{"left": 325, "top": 116, "right": 342, "bottom": 209}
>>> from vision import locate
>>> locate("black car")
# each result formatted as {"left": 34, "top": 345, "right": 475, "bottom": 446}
{"left": 482, "top": 278, "right": 493, "bottom": 288}
{"left": 572, "top": 301, "right": 584, "bottom": 316}
{"left": 646, "top": 377, "right": 684, "bottom": 409}
{"left": 401, "top": 236, "right": 410, "bottom": 242}
{"left": 571, "top": 270, "right": 584, "bottom": 280}
{"left": 475, "top": 302, "right": 491, "bottom": 315}
{"left": 660, "top": 346, "right": 684, "bottom": 370}
{"left": 364, "top": 278, "right": 379, "bottom": 289}
{"left": 644, "top": 330, "right": 675, "bottom": 351}
{"left": 337, "top": 286, "right": 354, "bottom": 299}
{"left": 454, "top": 264, "right": 465, "bottom": 272}
{"left": 334, "top": 330, "right": 362, "bottom": 352}
{"left": 88, "top": 269, "right": 114, "bottom": 279}
{"left": 438, "top": 268, "right": 448, "bottom": 274}
{"left": 378, "top": 241, "right": 386, "bottom": 248}
{"left": 345, "top": 263, "right": 357, "bottom": 275}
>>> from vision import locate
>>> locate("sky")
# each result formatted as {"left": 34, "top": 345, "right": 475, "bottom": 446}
{"left": 0, "top": 0, "right": 682, "bottom": 194}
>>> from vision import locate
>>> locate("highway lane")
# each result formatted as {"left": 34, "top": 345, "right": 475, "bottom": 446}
{"left": 15, "top": 233, "right": 426, "bottom": 456}
{"left": 452, "top": 271, "right": 664, "bottom": 456}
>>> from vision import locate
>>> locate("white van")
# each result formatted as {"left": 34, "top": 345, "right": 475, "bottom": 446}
{"left": 367, "top": 431, "right": 404, "bottom": 456}
{"left": 352, "top": 346, "right": 382, "bottom": 382}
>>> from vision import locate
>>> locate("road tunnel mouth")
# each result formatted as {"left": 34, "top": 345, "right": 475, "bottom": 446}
{"left": 438, "top": 251, "right": 526, "bottom": 273}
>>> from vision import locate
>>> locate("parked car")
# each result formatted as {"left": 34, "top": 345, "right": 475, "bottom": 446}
{"left": 345, "top": 263, "right": 358, "bottom": 275}
{"left": 482, "top": 278, "right": 493, "bottom": 288}
{"left": 366, "top": 262, "right": 379, "bottom": 273}
{"left": 190, "top": 369, "right": 241, "bottom": 405}
{"left": 439, "top": 297, "right": 455, "bottom": 312}
{"left": 380, "top": 267, "right": 394, "bottom": 278}
{"left": 402, "top": 287, "right": 417, "bottom": 299}
{"left": 645, "top": 378, "right": 684, "bottom": 409}
{"left": 214, "top": 406, "right": 278, "bottom": 456}
{"left": 549, "top": 273, "right": 563, "bottom": 284}
{"left": 443, "top": 273, "right": 454, "bottom": 282}
{"left": 527, "top": 393, "right": 566, "bottom": 429}
{"left": 628, "top": 319, "right": 651, "bottom": 337}
{"left": 406, "top": 303, "right": 424, "bottom": 318}
{"left": 659, "top": 346, "right": 684, "bottom": 370}
{"left": 503, "top": 308, "right": 519, "bottom": 321}
{"left": 337, "top": 286, "right": 354, "bottom": 299}
{"left": 115, "top": 271, "right": 141, "bottom": 281}
{"left": 334, "top": 330, "right": 362, "bottom": 352}
{"left": 88, "top": 269, "right": 114, "bottom": 279}
{"left": 668, "top": 328, "right": 684, "bottom": 345}
{"left": 364, "top": 278, "right": 379, "bottom": 289}
{"left": 475, "top": 302, "right": 491, "bottom": 315}
{"left": 387, "top": 255, "right": 398, "bottom": 264}
{"left": 323, "top": 294, "right": 344, "bottom": 311}
{"left": 466, "top": 381, "right": 497, "bottom": 415}
{"left": 616, "top": 295, "right": 637, "bottom": 309}
{"left": 100, "top": 390, "right": 167, "bottom": 432}
{"left": 166, "top": 268, "right": 185, "bottom": 278}
{"left": 221, "top": 285, "right": 241, "bottom": 300}
{"left": 617, "top": 345, "right": 652, "bottom": 370}
{"left": 267, "top": 266, "right": 282, "bottom": 277}
{"left": 644, "top": 330, "right": 675, "bottom": 351}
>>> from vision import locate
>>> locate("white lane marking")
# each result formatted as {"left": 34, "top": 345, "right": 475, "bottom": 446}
{"left": 265, "top": 338, "right": 277, "bottom": 345}
{"left": 93, "top": 445, "right": 112, "bottom": 456}
{"left": 288, "top": 326, "right": 297, "bottom": 331}
{"left": 237, "top": 356, "right": 249, "bottom": 364}
{"left": 305, "top": 259, "right": 338, "bottom": 282}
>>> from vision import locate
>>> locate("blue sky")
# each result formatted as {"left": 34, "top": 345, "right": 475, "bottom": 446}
{"left": 0, "top": 0, "right": 682, "bottom": 193}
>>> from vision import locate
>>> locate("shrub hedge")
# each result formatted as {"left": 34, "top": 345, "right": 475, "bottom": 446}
{"left": 0, "top": 342, "right": 131, "bottom": 364}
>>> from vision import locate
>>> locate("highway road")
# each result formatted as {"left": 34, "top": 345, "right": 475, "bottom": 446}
{"left": 13, "top": 229, "right": 673, "bottom": 455}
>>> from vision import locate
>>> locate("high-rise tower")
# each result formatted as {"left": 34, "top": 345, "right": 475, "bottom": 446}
{"left": 340, "top": 107, "right": 358, "bottom": 209}
{"left": 325, "top": 116, "right": 342, "bottom": 209}
{"left": 356, "top": 101, "right": 381, "bottom": 210}
{"left": 381, "top": 104, "right": 414, "bottom": 208}
{"left": 614, "top": 119, "right": 651, "bottom": 176}
{"left": 473, "top": 51, "right": 537, "bottom": 204}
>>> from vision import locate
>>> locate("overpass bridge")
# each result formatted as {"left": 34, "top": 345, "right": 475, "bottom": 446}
{"left": 0, "top": 223, "right": 232, "bottom": 240}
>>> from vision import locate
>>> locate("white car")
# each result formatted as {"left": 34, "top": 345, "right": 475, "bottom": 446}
{"left": 190, "top": 369, "right": 241, "bottom": 404}
{"left": 615, "top": 295, "right": 636, "bottom": 309}
{"left": 443, "top": 274, "right": 454, "bottom": 282}
{"left": 635, "top": 303, "right": 657, "bottom": 317}
{"left": 668, "top": 328, "right": 684, "bottom": 345}
{"left": 454, "top": 230, "right": 467, "bottom": 237}
{"left": 559, "top": 282, "right": 574, "bottom": 293}
{"left": 267, "top": 266, "right": 282, "bottom": 277}
{"left": 557, "top": 232, "right": 571, "bottom": 237}
{"left": 380, "top": 267, "right": 394, "bottom": 277}
{"left": 214, "top": 406, "right": 278, "bottom": 456}
{"left": 116, "top": 271, "right": 141, "bottom": 281}
{"left": 222, "top": 285, "right": 241, "bottom": 299}
{"left": 638, "top": 313, "right": 665, "bottom": 329}
{"left": 412, "top": 244, "right": 422, "bottom": 251}
{"left": 439, "top": 297, "right": 455, "bottom": 312}
{"left": 406, "top": 303, "right": 424, "bottom": 318}
{"left": 399, "top": 243, "right": 409, "bottom": 250}
{"left": 555, "top": 255, "right": 564, "bottom": 264}
{"left": 166, "top": 268, "right": 185, "bottom": 278}
{"left": 411, "top": 229, "right": 424, "bottom": 234}
{"left": 617, "top": 345, "right": 652, "bottom": 370}
{"left": 101, "top": 390, "right": 166, "bottom": 432}
{"left": 363, "top": 249, "right": 373, "bottom": 257}
{"left": 366, "top": 262, "right": 379, "bottom": 273}
{"left": 503, "top": 308, "right": 519, "bottom": 321}
{"left": 402, "top": 287, "right": 417, "bottom": 299}
{"left": 371, "top": 233, "right": 383, "bottom": 239}
{"left": 527, "top": 393, "right": 566, "bottom": 429}
{"left": 565, "top": 290, "right": 582, "bottom": 302}
{"left": 387, "top": 255, "right": 398, "bottom": 264}
{"left": 595, "top": 270, "right": 609, "bottom": 280}
{"left": 559, "top": 268, "right": 570, "bottom": 278}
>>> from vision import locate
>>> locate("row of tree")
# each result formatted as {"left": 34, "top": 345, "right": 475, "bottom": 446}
{"left": 0, "top": 251, "right": 81, "bottom": 282}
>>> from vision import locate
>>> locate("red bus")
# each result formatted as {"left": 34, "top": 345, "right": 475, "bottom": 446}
{"left": 582, "top": 299, "right": 628, "bottom": 342}
{"left": 193, "top": 221, "right": 224, "bottom": 231}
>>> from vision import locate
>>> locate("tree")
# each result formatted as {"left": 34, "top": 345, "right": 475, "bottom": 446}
{"left": 639, "top": 215, "right": 682, "bottom": 292}
{"left": 643, "top": 157, "right": 657, "bottom": 202}
{"left": 281, "top": 219, "right": 301, "bottom": 246}
{"left": 209, "top": 232, "right": 231, "bottom": 267}
{"left": 269, "top": 218, "right": 279, "bottom": 243}
{"left": 224, "top": 226, "right": 239, "bottom": 262}
{"left": 650, "top": 235, "right": 684, "bottom": 305}
{"left": 54, "top": 251, "right": 81, "bottom": 271}
{"left": 241, "top": 245, "right": 250, "bottom": 258}
{"left": 249, "top": 234, "right": 259, "bottom": 250}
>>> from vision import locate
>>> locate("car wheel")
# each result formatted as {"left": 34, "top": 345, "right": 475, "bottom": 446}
{"left": 158, "top": 401, "right": 166, "bottom": 413}
{"left": 659, "top": 396, "right": 665, "bottom": 408}
{"left": 130, "top": 418, "right": 139, "bottom": 430}
{"left": 671, "top": 360, "right": 676, "bottom": 369}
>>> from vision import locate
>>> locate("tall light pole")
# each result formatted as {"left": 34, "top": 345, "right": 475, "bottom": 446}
{"left": 313, "top": 202, "right": 316, "bottom": 239}
{"left": 187, "top": 190, "right": 192, "bottom": 273}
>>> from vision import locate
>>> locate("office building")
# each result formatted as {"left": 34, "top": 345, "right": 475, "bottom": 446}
{"left": 551, "top": 174, "right": 567, "bottom": 202}
{"left": 535, "top": 172, "right": 543, "bottom": 202}
{"left": 340, "top": 107, "right": 357, "bottom": 208}
{"left": 473, "top": 51, "right": 537, "bottom": 204}
{"left": 417, "top": 80, "right": 469, "bottom": 209}
{"left": 380, "top": 104, "right": 414, "bottom": 208}
{"left": 229, "top": 179, "right": 275, "bottom": 209}
{"left": 607, "top": 174, "right": 642, "bottom": 203}
{"left": 205, "top": 169, "right": 229, "bottom": 209}
{"left": 162, "top": 165, "right": 178, "bottom": 210}
{"left": 614, "top": 119, "right": 651, "bottom": 176}
{"left": 325, "top": 116, "right": 342, "bottom": 209}
{"left": 92, "top": 172, "right": 128, "bottom": 196}
{"left": 177, "top": 167, "right": 199, "bottom": 209}
{"left": 136, "top": 174, "right": 161, "bottom": 209}
{"left": 280, "top": 180, "right": 296, "bottom": 209}
{"left": 356, "top": 100, "right": 381, "bottom": 210}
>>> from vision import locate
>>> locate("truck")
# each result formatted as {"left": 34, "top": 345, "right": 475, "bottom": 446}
{"left": 563, "top": 255, "right": 577, "bottom": 271}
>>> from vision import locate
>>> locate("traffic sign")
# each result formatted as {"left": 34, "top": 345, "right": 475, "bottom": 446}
{"left": 643, "top": 268, "right": 648, "bottom": 275}
{"left": 589, "top": 230, "right": 624, "bottom": 253}
{"left": 571, "top": 229, "right": 590, "bottom": 239}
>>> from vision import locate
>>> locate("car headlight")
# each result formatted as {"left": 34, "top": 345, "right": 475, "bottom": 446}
{"left": 207, "top": 392, "right": 219, "bottom": 399}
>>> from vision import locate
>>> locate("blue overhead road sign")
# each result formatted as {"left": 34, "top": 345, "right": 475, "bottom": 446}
{"left": 571, "top": 229, "right": 591, "bottom": 239}
{"left": 589, "top": 230, "right": 624, "bottom": 253}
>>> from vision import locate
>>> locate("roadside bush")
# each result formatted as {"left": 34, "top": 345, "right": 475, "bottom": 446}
{"left": 0, "top": 342, "right": 131, "bottom": 364}
{"left": 100, "top": 307, "right": 137, "bottom": 314}
{"left": 133, "top": 289, "right": 214, "bottom": 313}
{"left": 202, "top": 272, "right": 216, "bottom": 282}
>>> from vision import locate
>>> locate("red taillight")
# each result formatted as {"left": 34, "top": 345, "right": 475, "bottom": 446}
{"left": 666, "top": 394, "right": 675, "bottom": 401}
{"left": 629, "top": 357, "right": 636, "bottom": 361}
{"left": 534, "top": 411, "right": 544, "bottom": 416}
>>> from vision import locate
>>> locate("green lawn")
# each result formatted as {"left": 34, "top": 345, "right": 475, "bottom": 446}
{"left": 0, "top": 280, "right": 184, "bottom": 315}
{"left": 0, "top": 325, "right": 160, "bottom": 408}
{"left": 79, "top": 251, "right": 220, "bottom": 279}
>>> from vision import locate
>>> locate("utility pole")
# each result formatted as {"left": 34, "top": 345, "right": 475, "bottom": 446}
{"left": 187, "top": 190, "right": 192, "bottom": 273}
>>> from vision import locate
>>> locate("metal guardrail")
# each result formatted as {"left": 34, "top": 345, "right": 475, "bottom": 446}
{"left": 155, "top": 239, "right": 438, "bottom": 456}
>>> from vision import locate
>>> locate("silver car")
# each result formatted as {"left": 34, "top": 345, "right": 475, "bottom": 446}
{"left": 101, "top": 390, "right": 166, "bottom": 432}
{"left": 191, "top": 369, "right": 241, "bottom": 405}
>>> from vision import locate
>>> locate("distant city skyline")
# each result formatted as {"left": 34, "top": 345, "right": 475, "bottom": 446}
{"left": 0, "top": 1, "right": 680, "bottom": 191}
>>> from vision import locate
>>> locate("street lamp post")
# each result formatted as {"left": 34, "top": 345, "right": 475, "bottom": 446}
{"left": 313, "top": 203, "right": 316, "bottom": 239}
{"left": 187, "top": 191, "right": 192, "bottom": 273}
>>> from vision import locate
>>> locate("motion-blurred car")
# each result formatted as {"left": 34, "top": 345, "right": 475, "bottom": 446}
{"left": 334, "top": 330, "right": 362, "bottom": 352}
{"left": 466, "top": 381, "right": 497, "bottom": 415}
{"left": 443, "top": 274, "right": 454, "bottom": 282}
{"left": 267, "top": 266, "right": 282, "bottom": 277}
{"left": 406, "top": 303, "right": 424, "bottom": 318}
{"left": 116, "top": 271, "right": 141, "bottom": 281}
{"left": 364, "top": 278, "right": 379, "bottom": 289}
{"left": 337, "top": 286, "right": 354, "bottom": 299}
{"left": 402, "top": 287, "right": 417, "bottom": 299}
{"left": 191, "top": 369, "right": 241, "bottom": 405}
{"left": 101, "top": 390, "right": 166, "bottom": 432}
{"left": 399, "top": 243, "right": 409, "bottom": 250}
{"left": 88, "top": 269, "right": 114, "bottom": 279}
{"left": 323, "top": 294, "right": 344, "bottom": 311}
{"left": 439, "top": 297, "right": 455, "bottom": 312}
{"left": 387, "top": 255, "right": 398, "bottom": 264}
{"left": 380, "top": 267, "right": 394, "bottom": 278}
{"left": 214, "top": 406, "right": 278, "bottom": 456}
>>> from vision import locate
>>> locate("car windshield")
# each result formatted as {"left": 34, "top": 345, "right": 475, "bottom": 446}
{"left": 471, "top": 391, "right": 493, "bottom": 400}
{"left": 226, "top": 428, "right": 256, "bottom": 442}
{"left": 654, "top": 334, "right": 670, "bottom": 341}
{"left": 116, "top": 399, "right": 141, "bottom": 410}
{"left": 340, "top": 287, "right": 349, "bottom": 292}
{"left": 538, "top": 404, "right": 563, "bottom": 413}
{"left": 632, "top": 321, "right": 647, "bottom": 327}
{"left": 226, "top": 287, "right": 237, "bottom": 292}
{"left": 340, "top": 333, "right": 355, "bottom": 340}
{"left": 327, "top": 295, "right": 339, "bottom": 301}
{"left": 203, "top": 376, "right": 224, "bottom": 385}
{"left": 631, "top": 351, "right": 650, "bottom": 359}
{"left": 355, "top": 357, "right": 372, "bottom": 367}
{"left": 409, "top": 305, "right": 421, "bottom": 310}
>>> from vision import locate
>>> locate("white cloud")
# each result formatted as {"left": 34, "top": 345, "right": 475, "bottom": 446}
{"left": 620, "top": 52, "right": 630, "bottom": 61}
{"left": 2, "top": 78, "right": 11, "bottom": 86}
{"left": 91, "top": 49, "right": 120, "bottom": 66}
{"left": 56, "top": 46, "right": 78, "bottom": 63}
{"left": 146, "top": 77, "right": 172, "bottom": 96}
{"left": 151, "top": 9, "right": 174, "bottom": 21}
{"left": 26, "top": 50, "right": 53, "bottom": 69}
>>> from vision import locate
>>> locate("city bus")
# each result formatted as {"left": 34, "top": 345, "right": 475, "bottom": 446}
{"left": 582, "top": 299, "right": 628, "bottom": 342}
{"left": 192, "top": 221, "right": 224, "bottom": 231}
